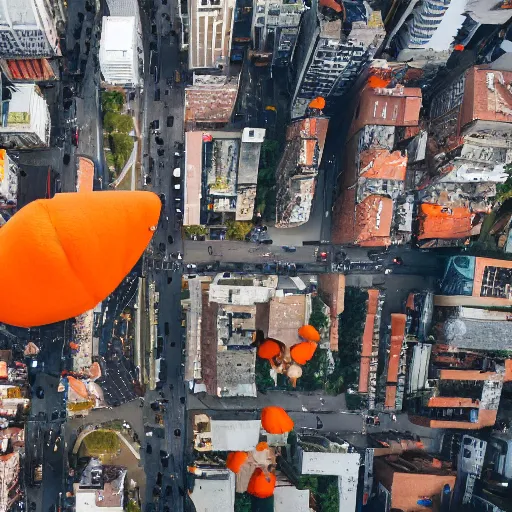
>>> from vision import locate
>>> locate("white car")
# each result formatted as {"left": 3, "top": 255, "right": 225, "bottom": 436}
{"left": 173, "top": 168, "right": 181, "bottom": 178}
{"left": 174, "top": 183, "right": 181, "bottom": 190}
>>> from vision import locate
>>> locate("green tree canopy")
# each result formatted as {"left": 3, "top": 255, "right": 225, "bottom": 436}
{"left": 234, "top": 493, "right": 251, "bottom": 512}
{"left": 102, "top": 90, "right": 125, "bottom": 113}
{"left": 255, "top": 358, "right": 274, "bottom": 393}
{"left": 104, "top": 113, "right": 133, "bottom": 134}
{"left": 226, "top": 221, "right": 253, "bottom": 241}
{"left": 110, "top": 133, "right": 134, "bottom": 170}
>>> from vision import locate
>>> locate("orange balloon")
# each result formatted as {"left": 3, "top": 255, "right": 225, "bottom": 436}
{"left": 247, "top": 468, "right": 276, "bottom": 498}
{"left": 261, "top": 406, "right": 294, "bottom": 434}
{"left": 308, "top": 96, "right": 326, "bottom": 110}
{"left": 226, "top": 451, "right": 248, "bottom": 473}
{"left": 67, "top": 376, "right": 88, "bottom": 399}
{"left": 257, "top": 339, "right": 281, "bottom": 360}
{"left": 255, "top": 441, "right": 269, "bottom": 452}
{"left": 0, "top": 191, "right": 160, "bottom": 327}
{"left": 291, "top": 341, "right": 318, "bottom": 365}
{"left": 298, "top": 324, "right": 320, "bottom": 342}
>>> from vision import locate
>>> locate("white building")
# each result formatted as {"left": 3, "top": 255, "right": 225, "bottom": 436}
{"left": 188, "top": 0, "right": 236, "bottom": 69}
{"left": 0, "top": 83, "right": 50, "bottom": 148}
{"left": 99, "top": 16, "right": 140, "bottom": 86}
{"left": 190, "top": 469, "right": 235, "bottom": 512}
{"left": 0, "top": 150, "right": 17, "bottom": 202}
{"left": 0, "top": 0, "right": 61, "bottom": 57}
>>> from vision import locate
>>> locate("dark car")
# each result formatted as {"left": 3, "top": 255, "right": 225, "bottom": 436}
{"left": 63, "top": 86, "right": 73, "bottom": 99}
{"left": 151, "top": 24, "right": 157, "bottom": 35}
{"left": 152, "top": 119, "right": 160, "bottom": 130}
{"left": 154, "top": 89, "right": 160, "bottom": 101}
{"left": 159, "top": 194, "right": 166, "bottom": 207}
{"left": 150, "top": 41, "right": 157, "bottom": 51}
{"left": 158, "top": 242, "right": 165, "bottom": 253}
{"left": 151, "top": 401, "right": 160, "bottom": 411}
{"left": 155, "top": 137, "right": 164, "bottom": 145}
{"left": 152, "top": 486, "right": 161, "bottom": 497}
{"left": 287, "top": 263, "right": 297, "bottom": 277}
{"left": 157, "top": 148, "right": 165, "bottom": 156}
{"left": 167, "top": 116, "right": 174, "bottom": 127}
{"left": 174, "top": 428, "right": 181, "bottom": 437}
{"left": 156, "top": 472, "right": 163, "bottom": 486}
{"left": 282, "top": 245, "right": 297, "bottom": 252}
{"left": 165, "top": 486, "right": 172, "bottom": 497}
{"left": 168, "top": 235, "right": 174, "bottom": 244}
{"left": 149, "top": 157, "right": 155, "bottom": 172}
{"left": 146, "top": 444, "right": 152, "bottom": 454}
{"left": 35, "top": 387, "right": 44, "bottom": 399}
{"left": 51, "top": 410, "right": 59, "bottom": 420}
{"left": 261, "top": 239, "right": 273, "bottom": 245}
{"left": 164, "top": 322, "right": 169, "bottom": 335}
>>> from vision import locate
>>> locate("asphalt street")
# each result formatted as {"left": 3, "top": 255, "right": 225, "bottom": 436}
{"left": 138, "top": 0, "right": 187, "bottom": 510}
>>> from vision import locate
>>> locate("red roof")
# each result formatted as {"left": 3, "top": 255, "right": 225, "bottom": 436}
{"left": 5, "top": 59, "right": 55, "bottom": 81}
{"left": 354, "top": 195, "right": 393, "bottom": 246}
{"left": 387, "top": 314, "right": 406, "bottom": 384}
{"left": 359, "top": 149, "right": 407, "bottom": 181}
{"left": 349, "top": 86, "right": 422, "bottom": 138}
{"left": 459, "top": 66, "right": 512, "bottom": 132}
{"left": 418, "top": 203, "right": 474, "bottom": 240}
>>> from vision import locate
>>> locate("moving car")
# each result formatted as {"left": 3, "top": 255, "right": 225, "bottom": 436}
{"left": 71, "top": 126, "right": 79, "bottom": 147}
{"left": 173, "top": 168, "right": 181, "bottom": 178}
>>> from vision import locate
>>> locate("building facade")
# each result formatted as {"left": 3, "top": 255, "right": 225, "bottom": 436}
{"left": 0, "top": 83, "right": 51, "bottom": 148}
{"left": 0, "top": 0, "right": 61, "bottom": 58}
{"left": 251, "top": 0, "right": 306, "bottom": 66}
{"left": 99, "top": 16, "right": 140, "bottom": 86}
{"left": 291, "top": 0, "right": 385, "bottom": 118}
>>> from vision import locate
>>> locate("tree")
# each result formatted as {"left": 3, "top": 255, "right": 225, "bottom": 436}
{"left": 104, "top": 113, "right": 134, "bottom": 134}
{"left": 255, "top": 358, "right": 274, "bottom": 392}
{"left": 184, "top": 225, "right": 208, "bottom": 239}
{"left": 110, "top": 133, "right": 134, "bottom": 170}
{"left": 126, "top": 500, "right": 141, "bottom": 512}
{"left": 82, "top": 430, "right": 120, "bottom": 454}
{"left": 102, "top": 90, "right": 125, "bottom": 113}
{"left": 226, "top": 220, "right": 253, "bottom": 241}
{"left": 309, "top": 296, "right": 329, "bottom": 332}
{"left": 234, "top": 493, "right": 252, "bottom": 512}
{"left": 297, "top": 476, "right": 319, "bottom": 495}
{"left": 116, "top": 114, "right": 134, "bottom": 134}
{"left": 319, "top": 480, "right": 340, "bottom": 512}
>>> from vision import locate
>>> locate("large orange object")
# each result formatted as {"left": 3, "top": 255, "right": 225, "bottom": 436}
{"left": 298, "top": 324, "right": 320, "bottom": 342}
{"left": 367, "top": 75, "right": 391, "bottom": 88}
{"left": 418, "top": 203, "right": 473, "bottom": 240}
{"left": 255, "top": 441, "right": 269, "bottom": 452}
{"left": 67, "top": 376, "right": 89, "bottom": 399}
{"left": 226, "top": 451, "right": 248, "bottom": 473}
{"left": 0, "top": 191, "right": 160, "bottom": 327}
{"left": 257, "top": 339, "right": 282, "bottom": 360}
{"left": 247, "top": 468, "right": 276, "bottom": 498}
{"left": 308, "top": 96, "right": 326, "bottom": 110}
{"left": 261, "top": 406, "right": 294, "bottom": 434}
{"left": 291, "top": 341, "right": 318, "bottom": 365}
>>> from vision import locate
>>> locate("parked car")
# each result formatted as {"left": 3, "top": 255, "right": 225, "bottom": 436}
{"left": 71, "top": 126, "right": 79, "bottom": 146}
{"left": 167, "top": 116, "right": 174, "bottom": 127}
{"left": 173, "top": 168, "right": 181, "bottom": 178}
{"left": 154, "top": 89, "right": 160, "bottom": 101}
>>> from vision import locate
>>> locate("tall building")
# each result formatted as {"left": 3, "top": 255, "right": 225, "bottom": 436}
{"left": 99, "top": 16, "right": 140, "bottom": 86}
{"left": 290, "top": 0, "right": 385, "bottom": 119}
{"left": 0, "top": 83, "right": 51, "bottom": 148}
{"left": 251, "top": 0, "right": 306, "bottom": 66}
{"left": 188, "top": 0, "right": 236, "bottom": 70}
{"left": 0, "top": 0, "right": 61, "bottom": 58}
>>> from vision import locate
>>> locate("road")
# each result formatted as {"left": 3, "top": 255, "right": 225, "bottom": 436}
{"left": 138, "top": 0, "right": 187, "bottom": 510}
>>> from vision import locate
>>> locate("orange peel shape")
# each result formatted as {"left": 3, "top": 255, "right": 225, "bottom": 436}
{"left": 261, "top": 406, "right": 294, "bottom": 434}
{"left": 291, "top": 341, "right": 318, "bottom": 365}
{"left": 255, "top": 441, "right": 269, "bottom": 452}
{"left": 257, "top": 339, "right": 281, "bottom": 360}
{"left": 247, "top": 468, "right": 276, "bottom": 498}
{"left": 0, "top": 191, "right": 160, "bottom": 327}
{"left": 226, "top": 451, "right": 248, "bottom": 473}
{"left": 298, "top": 324, "right": 320, "bottom": 342}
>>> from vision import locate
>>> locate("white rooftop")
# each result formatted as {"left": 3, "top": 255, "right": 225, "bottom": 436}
{"left": 210, "top": 420, "right": 261, "bottom": 451}
{"left": 101, "top": 16, "right": 136, "bottom": 54}
{"left": 274, "top": 486, "right": 310, "bottom": 512}
{"left": 190, "top": 472, "right": 235, "bottom": 512}
{"left": 299, "top": 450, "right": 360, "bottom": 477}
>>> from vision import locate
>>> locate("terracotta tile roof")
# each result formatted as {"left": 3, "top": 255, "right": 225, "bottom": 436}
{"left": 359, "top": 149, "right": 407, "bottom": 181}
{"left": 354, "top": 195, "right": 393, "bottom": 245}
{"left": 459, "top": 66, "right": 512, "bottom": 132}
{"left": 349, "top": 86, "right": 422, "bottom": 138}
{"left": 387, "top": 314, "right": 406, "bottom": 384}
{"left": 428, "top": 397, "right": 479, "bottom": 407}
{"left": 368, "top": 289, "right": 380, "bottom": 315}
{"left": 332, "top": 188, "right": 357, "bottom": 244}
{"left": 77, "top": 157, "right": 94, "bottom": 193}
{"left": 267, "top": 295, "right": 306, "bottom": 347}
{"left": 389, "top": 473, "right": 456, "bottom": 512}
{"left": 359, "top": 358, "right": 370, "bottom": 393}
{"left": 185, "top": 83, "right": 239, "bottom": 126}
{"left": 318, "top": 274, "right": 345, "bottom": 351}
{"left": 417, "top": 203, "right": 474, "bottom": 240}
{"left": 4, "top": 58, "right": 55, "bottom": 81}
{"left": 384, "top": 385, "right": 396, "bottom": 408}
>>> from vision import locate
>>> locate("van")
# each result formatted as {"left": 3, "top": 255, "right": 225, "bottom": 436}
{"left": 152, "top": 120, "right": 160, "bottom": 130}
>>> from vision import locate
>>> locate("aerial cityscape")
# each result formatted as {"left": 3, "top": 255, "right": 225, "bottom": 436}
{"left": 0, "top": 0, "right": 512, "bottom": 511}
